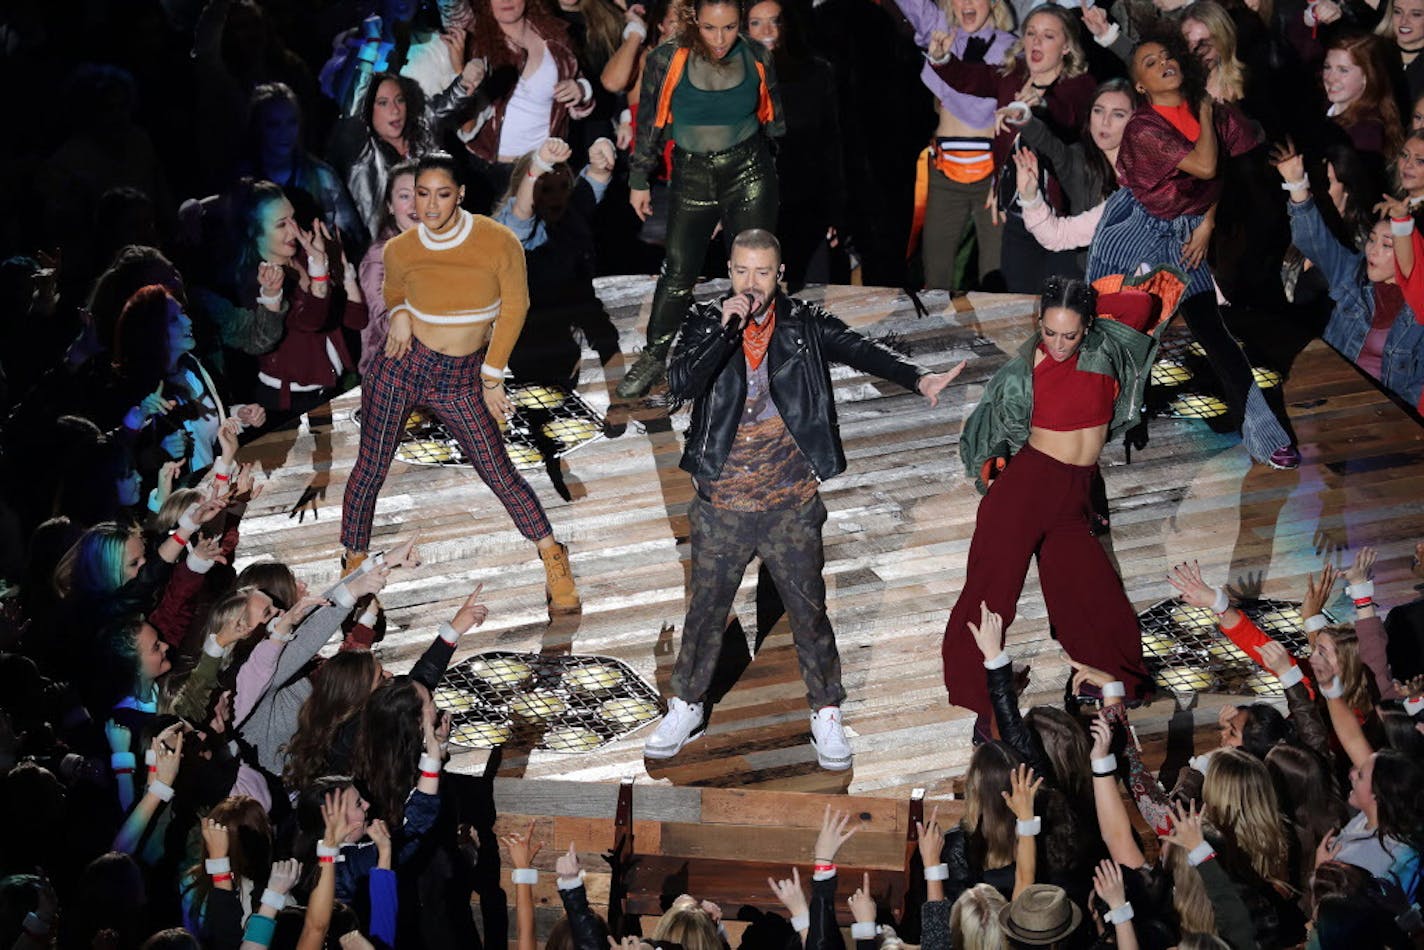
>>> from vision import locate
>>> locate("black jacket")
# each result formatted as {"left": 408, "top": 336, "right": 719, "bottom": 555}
{"left": 667, "top": 293, "right": 923, "bottom": 483}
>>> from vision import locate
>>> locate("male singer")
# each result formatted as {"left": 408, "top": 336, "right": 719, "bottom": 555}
{"left": 645, "top": 228, "right": 965, "bottom": 769}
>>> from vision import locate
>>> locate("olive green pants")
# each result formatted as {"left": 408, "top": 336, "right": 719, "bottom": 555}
{"left": 644, "top": 134, "right": 780, "bottom": 352}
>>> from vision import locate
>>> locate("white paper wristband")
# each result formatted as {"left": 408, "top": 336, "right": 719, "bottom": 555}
{"left": 1102, "top": 680, "right": 1126, "bottom": 698}
{"left": 851, "top": 922, "right": 878, "bottom": 940}
{"left": 419, "top": 753, "right": 442, "bottom": 774}
{"left": 512, "top": 867, "right": 538, "bottom": 885}
{"left": 1346, "top": 580, "right": 1374, "bottom": 599}
{"left": 1016, "top": 816, "right": 1041, "bottom": 836}
{"left": 1320, "top": 676, "right": 1344, "bottom": 699}
{"left": 1280, "top": 178, "right": 1309, "bottom": 192}
{"left": 178, "top": 504, "right": 202, "bottom": 535}
{"left": 148, "top": 779, "right": 175, "bottom": 802}
{"left": 1210, "top": 587, "right": 1230, "bottom": 614}
{"left": 1186, "top": 842, "right": 1216, "bottom": 866}
{"left": 260, "top": 888, "right": 288, "bottom": 911}
{"left": 623, "top": 20, "right": 647, "bottom": 40}
{"left": 203, "top": 633, "right": 226, "bottom": 658}
{"left": 316, "top": 842, "right": 342, "bottom": 858}
{"left": 1105, "top": 902, "right": 1135, "bottom": 924}
{"left": 1277, "top": 664, "right": 1304, "bottom": 688}
{"left": 439, "top": 622, "right": 460, "bottom": 646}
{"left": 1405, "top": 696, "right": 1424, "bottom": 717}
{"left": 307, "top": 259, "right": 328, "bottom": 279}
{"left": 923, "top": 862, "right": 949, "bottom": 881}
{"left": 557, "top": 871, "right": 585, "bottom": 890}
{"left": 1092, "top": 754, "right": 1117, "bottom": 774}
{"left": 1390, "top": 217, "right": 1415, "bottom": 237}
{"left": 790, "top": 914, "right": 810, "bottom": 932}
{"left": 531, "top": 153, "right": 555, "bottom": 174}
{"left": 145, "top": 749, "right": 157, "bottom": 766}
{"left": 205, "top": 857, "right": 232, "bottom": 874}
{"left": 1303, "top": 613, "right": 1328, "bottom": 634}
{"left": 983, "top": 650, "right": 1011, "bottom": 670}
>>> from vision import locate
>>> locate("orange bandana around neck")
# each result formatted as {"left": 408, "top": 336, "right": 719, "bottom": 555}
{"left": 743, "top": 303, "right": 776, "bottom": 369}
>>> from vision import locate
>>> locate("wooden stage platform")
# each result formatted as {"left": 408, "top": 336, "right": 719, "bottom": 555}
{"left": 230, "top": 277, "right": 1424, "bottom": 799}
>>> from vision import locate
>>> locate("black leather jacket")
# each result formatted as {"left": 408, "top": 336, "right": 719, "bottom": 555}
{"left": 667, "top": 293, "right": 924, "bottom": 483}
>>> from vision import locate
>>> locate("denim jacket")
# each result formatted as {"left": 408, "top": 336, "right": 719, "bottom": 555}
{"left": 1287, "top": 196, "right": 1424, "bottom": 408}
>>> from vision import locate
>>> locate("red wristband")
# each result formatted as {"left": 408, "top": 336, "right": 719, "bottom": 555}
{"left": 170, "top": 531, "right": 189, "bottom": 546}
{"left": 814, "top": 863, "right": 835, "bottom": 872}
{"left": 114, "top": 768, "right": 134, "bottom": 775}
{"left": 1354, "top": 597, "right": 1373, "bottom": 607}
{"left": 421, "top": 770, "right": 440, "bottom": 779}
{"left": 319, "top": 855, "right": 336, "bottom": 864}
{"left": 148, "top": 765, "right": 158, "bottom": 774}
{"left": 214, "top": 473, "right": 230, "bottom": 482}
{"left": 211, "top": 872, "right": 233, "bottom": 884}
{"left": 311, "top": 274, "right": 330, "bottom": 282}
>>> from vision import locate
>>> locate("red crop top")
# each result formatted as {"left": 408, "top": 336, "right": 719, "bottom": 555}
{"left": 1030, "top": 345, "right": 1117, "bottom": 431}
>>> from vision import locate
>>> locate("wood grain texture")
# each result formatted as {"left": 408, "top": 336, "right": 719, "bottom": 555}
{"left": 229, "top": 278, "right": 1424, "bottom": 799}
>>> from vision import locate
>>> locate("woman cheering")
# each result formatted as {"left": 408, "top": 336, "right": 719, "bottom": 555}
{"left": 339, "top": 152, "right": 579, "bottom": 614}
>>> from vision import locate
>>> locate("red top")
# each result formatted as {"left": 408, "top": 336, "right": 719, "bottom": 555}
{"left": 1030, "top": 345, "right": 1117, "bottom": 431}
{"left": 1117, "top": 102, "right": 1262, "bottom": 219}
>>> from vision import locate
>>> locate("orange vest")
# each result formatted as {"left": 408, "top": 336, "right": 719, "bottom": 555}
{"left": 653, "top": 46, "right": 776, "bottom": 131}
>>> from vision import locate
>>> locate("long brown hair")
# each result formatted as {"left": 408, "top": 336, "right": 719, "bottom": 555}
{"left": 962, "top": 741, "right": 1023, "bottom": 870}
{"left": 464, "top": 0, "right": 570, "bottom": 70}
{"left": 1326, "top": 33, "right": 1404, "bottom": 154}
{"left": 353, "top": 677, "right": 426, "bottom": 830}
{"left": 183, "top": 796, "right": 271, "bottom": 913}
{"left": 1266, "top": 742, "right": 1347, "bottom": 865}
{"left": 1319, "top": 627, "right": 1376, "bottom": 712}
{"left": 282, "top": 651, "right": 379, "bottom": 792}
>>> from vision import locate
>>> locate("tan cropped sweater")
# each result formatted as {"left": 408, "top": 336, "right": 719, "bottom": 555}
{"left": 382, "top": 210, "right": 529, "bottom": 379}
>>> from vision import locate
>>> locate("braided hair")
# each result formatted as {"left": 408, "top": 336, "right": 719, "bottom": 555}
{"left": 1039, "top": 275, "right": 1096, "bottom": 326}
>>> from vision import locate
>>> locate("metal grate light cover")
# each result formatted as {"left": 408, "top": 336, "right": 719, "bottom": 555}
{"left": 1137, "top": 598, "right": 1320, "bottom": 697}
{"left": 1149, "top": 331, "right": 1279, "bottom": 420}
{"left": 356, "top": 382, "right": 605, "bottom": 470}
{"left": 435, "top": 651, "right": 662, "bottom": 753}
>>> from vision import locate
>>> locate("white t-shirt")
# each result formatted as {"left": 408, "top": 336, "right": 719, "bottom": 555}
{"left": 498, "top": 51, "right": 557, "bottom": 160}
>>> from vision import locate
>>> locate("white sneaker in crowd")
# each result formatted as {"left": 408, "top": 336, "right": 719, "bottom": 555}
{"left": 644, "top": 697, "right": 705, "bottom": 759}
{"left": 810, "top": 705, "right": 853, "bottom": 771}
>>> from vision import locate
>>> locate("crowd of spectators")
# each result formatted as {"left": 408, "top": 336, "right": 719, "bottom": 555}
{"left": 2, "top": 0, "right": 1424, "bottom": 945}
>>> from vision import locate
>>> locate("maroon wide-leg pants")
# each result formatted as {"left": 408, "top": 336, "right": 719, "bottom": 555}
{"left": 942, "top": 443, "right": 1151, "bottom": 719}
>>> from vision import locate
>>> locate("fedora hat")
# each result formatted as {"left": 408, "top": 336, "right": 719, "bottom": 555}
{"left": 998, "top": 884, "right": 1082, "bottom": 946}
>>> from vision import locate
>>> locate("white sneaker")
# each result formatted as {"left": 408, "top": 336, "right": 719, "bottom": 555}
{"left": 810, "top": 706, "right": 853, "bottom": 770}
{"left": 644, "top": 697, "right": 704, "bottom": 759}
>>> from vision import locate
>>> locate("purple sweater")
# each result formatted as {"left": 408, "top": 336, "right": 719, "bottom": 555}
{"left": 887, "top": 0, "right": 1015, "bottom": 128}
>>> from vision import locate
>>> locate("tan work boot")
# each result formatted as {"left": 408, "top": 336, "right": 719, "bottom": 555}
{"left": 341, "top": 549, "right": 368, "bottom": 578}
{"left": 539, "top": 542, "right": 580, "bottom": 614}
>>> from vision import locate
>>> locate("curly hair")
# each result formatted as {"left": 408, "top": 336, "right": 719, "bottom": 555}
{"left": 675, "top": 0, "right": 743, "bottom": 55}
{"left": 360, "top": 72, "right": 431, "bottom": 159}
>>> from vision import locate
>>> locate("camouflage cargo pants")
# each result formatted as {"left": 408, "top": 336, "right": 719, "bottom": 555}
{"left": 671, "top": 493, "right": 847, "bottom": 710}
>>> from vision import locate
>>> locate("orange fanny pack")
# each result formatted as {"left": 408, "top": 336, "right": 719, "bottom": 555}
{"left": 931, "top": 136, "right": 995, "bottom": 184}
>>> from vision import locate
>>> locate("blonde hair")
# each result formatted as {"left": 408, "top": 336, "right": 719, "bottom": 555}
{"left": 1203, "top": 747, "right": 1288, "bottom": 881}
{"left": 1181, "top": 1, "right": 1247, "bottom": 102}
{"left": 949, "top": 884, "right": 1009, "bottom": 950}
{"left": 149, "top": 488, "right": 203, "bottom": 534}
{"left": 941, "top": 0, "right": 1014, "bottom": 32}
{"left": 651, "top": 903, "right": 721, "bottom": 950}
{"left": 1162, "top": 840, "right": 1217, "bottom": 933}
{"left": 1000, "top": 5, "right": 1087, "bottom": 78}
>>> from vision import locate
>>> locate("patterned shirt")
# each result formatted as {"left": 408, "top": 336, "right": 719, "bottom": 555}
{"left": 1117, "top": 102, "right": 1262, "bottom": 219}
{"left": 703, "top": 335, "right": 819, "bottom": 511}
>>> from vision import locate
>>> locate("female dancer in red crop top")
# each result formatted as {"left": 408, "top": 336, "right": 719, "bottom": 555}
{"left": 945, "top": 273, "right": 1177, "bottom": 736}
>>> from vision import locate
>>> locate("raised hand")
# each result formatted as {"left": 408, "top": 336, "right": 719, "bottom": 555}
{"left": 1081, "top": 4, "right": 1111, "bottom": 36}
{"left": 916, "top": 805, "right": 943, "bottom": 869}
{"left": 1269, "top": 139, "right": 1306, "bottom": 186}
{"left": 1089, "top": 713, "right": 1113, "bottom": 760}
{"left": 345, "top": 563, "right": 392, "bottom": 600}
{"left": 138, "top": 383, "right": 176, "bottom": 422}
{"left": 1070, "top": 658, "right": 1114, "bottom": 695}
{"left": 1167, "top": 561, "right": 1219, "bottom": 609}
{"left": 555, "top": 841, "right": 581, "bottom": 880}
{"left": 1345, "top": 546, "right": 1376, "bottom": 587}
{"left": 270, "top": 592, "right": 332, "bottom": 639}
{"left": 1375, "top": 195, "right": 1411, "bottom": 221}
{"left": 1001, "top": 763, "right": 1042, "bottom": 821}
{"left": 1092, "top": 859, "right": 1127, "bottom": 909}
{"left": 368, "top": 818, "right": 393, "bottom": 868}
{"left": 460, "top": 56, "right": 487, "bottom": 92}
{"left": 190, "top": 535, "right": 227, "bottom": 566}
{"left": 1301, "top": 561, "right": 1341, "bottom": 623}
{"left": 201, "top": 817, "right": 229, "bottom": 858}
{"left": 847, "top": 871, "right": 876, "bottom": 924}
{"left": 813, "top": 805, "right": 859, "bottom": 863}
{"left": 1257, "top": 639, "right": 1294, "bottom": 679}
{"left": 966, "top": 600, "right": 1004, "bottom": 661}
{"left": 269, "top": 857, "right": 302, "bottom": 895}
{"left": 1392, "top": 673, "right": 1424, "bottom": 701}
{"left": 1013, "top": 147, "right": 1040, "bottom": 201}
{"left": 588, "top": 137, "right": 617, "bottom": 179}
{"left": 233, "top": 462, "right": 263, "bottom": 502}
{"left": 538, "top": 137, "right": 574, "bottom": 170}
{"left": 236, "top": 403, "right": 267, "bottom": 428}
{"left": 151, "top": 724, "right": 184, "bottom": 786}
{"left": 1160, "top": 800, "right": 1205, "bottom": 852}
{"left": 502, "top": 817, "right": 541, "bottom": 868}
{"left": 452, "top": 583, "right": 489, "bottom": 634}
{"left": 768, "top": 866, "right": 809, "bottom": 920}
{"left": 1314, "top": 828, "right": 1341, "bottom": 869}
{"left": 928, "top": 29, "right": 955, "bottom": 61}
{"left": 257, "top": 261, "right": 285, "bottom": 304}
